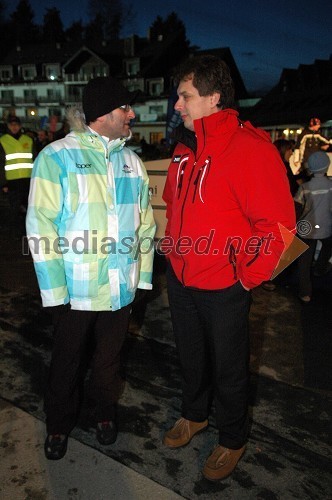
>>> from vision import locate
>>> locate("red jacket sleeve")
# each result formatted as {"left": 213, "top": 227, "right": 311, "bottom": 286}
{"left": 234, "top": 142, "right": 296, "bottom": 289}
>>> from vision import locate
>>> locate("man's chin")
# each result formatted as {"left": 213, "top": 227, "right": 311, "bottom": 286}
{"left": 184, "top": 122, "right": 194, "bottom": 131}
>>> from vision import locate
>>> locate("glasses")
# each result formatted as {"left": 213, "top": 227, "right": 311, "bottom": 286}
{"left": 119, "top": 104, "right": 132, "bottom": 112}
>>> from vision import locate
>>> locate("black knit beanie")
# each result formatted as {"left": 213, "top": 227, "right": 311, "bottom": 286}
{"left": 82, "top": 76, "right": 139, "bottom": 124}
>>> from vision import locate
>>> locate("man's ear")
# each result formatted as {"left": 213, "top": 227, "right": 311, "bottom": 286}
{"left": 96, "top": 114, "right": 107, "bottom": 123}
{"left": 210, "top": 92, "right": 221, "bottom": 107}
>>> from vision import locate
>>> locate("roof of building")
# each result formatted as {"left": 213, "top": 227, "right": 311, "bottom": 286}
{"left": 245, "top": 57, "right": 332, "bottom": 126}
{"left": 0, "top": 39, "right": 125, "bottom": 66}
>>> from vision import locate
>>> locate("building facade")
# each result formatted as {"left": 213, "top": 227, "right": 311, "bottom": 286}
{"left": 0, "top": 38, "right": 249, "bottom": 146}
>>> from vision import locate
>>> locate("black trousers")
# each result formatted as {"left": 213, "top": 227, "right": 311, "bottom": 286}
{"left": 298, "top": 236, "right": 332, "bottom": 297}
{"left": 166, "top": 265, "right": 251, "bottom": 449}
{"left": 45, "top": 305, "right": 131, "bottom": 434}
{"left": 7, "top": 178, "right": 30, "bottom": 237}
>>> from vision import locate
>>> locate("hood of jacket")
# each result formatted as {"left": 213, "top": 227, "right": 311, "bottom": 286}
{"left": 64, "top": 105, "right": 130, "bottom": 154}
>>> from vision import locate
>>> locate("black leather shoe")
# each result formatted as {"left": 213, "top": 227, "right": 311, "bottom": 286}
{"left": 96, "top": 420, "right": 118, "bottom": 445}
{"left": 44, "top": 434, "right": 68, "bottom": 460}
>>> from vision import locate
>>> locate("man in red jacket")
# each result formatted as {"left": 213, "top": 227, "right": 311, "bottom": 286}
{"left": 162, "top": 55, "right": 296, "bottom": 481}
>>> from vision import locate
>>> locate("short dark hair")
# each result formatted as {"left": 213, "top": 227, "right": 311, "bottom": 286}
{"left": 173, "top": 55, "right": 235, "bottom": 109}
{"left": 273, "top": 139, "right": 292, "bottom": 159}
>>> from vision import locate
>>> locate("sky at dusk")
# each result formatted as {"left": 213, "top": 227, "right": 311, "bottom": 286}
{"left": 8, "top": 0, "right": 332, "bottom": 93}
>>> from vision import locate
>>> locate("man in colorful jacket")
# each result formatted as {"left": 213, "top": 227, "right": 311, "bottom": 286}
{"left": 26, "top": 76, "right": 156, "bottom": 460}
{"left": 292, "top": 117, "right": 332, "bottom": 175}
{"left": 0, "top": 115, "right": 35, "bottom": 236}
{"left": 162, "top": 55, "right": 295, "bottom": 481}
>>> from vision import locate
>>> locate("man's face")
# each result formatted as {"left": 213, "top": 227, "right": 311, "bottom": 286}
{"left": 98, "top": 106, "right": 135, "bottom": 140}
{"left": 37, "top": 130, "right": 47, "bottom": 141}
{"left": 8, "top": 122, "right": 21, "bottom": 135}
{"left": 174, "top": 77, "right": 220, "bottom": 131}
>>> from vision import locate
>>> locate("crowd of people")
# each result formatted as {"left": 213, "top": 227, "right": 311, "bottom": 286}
{"left": 261, "top": 120, "right": 332, "bottom": 300}
{"left": 0, "top": 56, "right": 331, "bottom": 480}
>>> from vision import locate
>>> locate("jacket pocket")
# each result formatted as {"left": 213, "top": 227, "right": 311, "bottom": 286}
{"left": 63, "top": 252, "right": 98, "bottom": 299}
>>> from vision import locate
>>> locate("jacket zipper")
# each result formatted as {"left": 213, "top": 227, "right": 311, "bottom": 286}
{"left": 177, "top": 161, "right": 187, "bottom": 199}
{"left": 192, "top": 167, "right": 203, "bottom": 202}
{"left": 229, "top": 244, "right": 238, "bottom": 280}
{"left": 179, "top": 160, "right": 197, "bottom": 284}
{"left": 192, "top": 157, "right": 211, "bottom": 203}
{"left": 178, "top": 121, "right": 207, "bottom": 284}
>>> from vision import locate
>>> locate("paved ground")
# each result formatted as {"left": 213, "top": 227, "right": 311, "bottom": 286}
{"left": 0, "top": 195, "right": 331, "bottom": 499}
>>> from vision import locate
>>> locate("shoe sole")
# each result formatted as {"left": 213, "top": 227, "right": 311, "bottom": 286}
{"left": 163, "top": 424, "right": 208, "bottom": 449}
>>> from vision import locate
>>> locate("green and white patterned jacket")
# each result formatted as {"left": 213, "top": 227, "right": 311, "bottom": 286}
{"left": 26, "top": 124, "right": 156, "bottom": 311}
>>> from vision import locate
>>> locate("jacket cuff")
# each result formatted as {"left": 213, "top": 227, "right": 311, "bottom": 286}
{"left": 137, "top": 281, "right": 153, "bottom": 290}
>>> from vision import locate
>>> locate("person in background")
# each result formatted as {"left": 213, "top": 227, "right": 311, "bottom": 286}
{"left": 53, "top": 118, "right": 70, "bottom": 140}
{"left": 294, "top": 151, "right": 332, "bottom": 303}
{"left": 0, "top": 115, "right": 36, "bottom": 237}
{"left": 26, "top": 76, "right": 156, "bottom": 460}
{"left": 35, "top": 129, "right": 49, "bottom": 153}
{"left": 262, "top": 138, "right": 302, "bottom": 291}
{"left": 162, "top": 55, "right": 295, "bottom": 481}
{"left": 274, "top": 139, "right": 301, "bottom": 196}
{"left": 292, "top": 117, "right": 331, "bottom": 177}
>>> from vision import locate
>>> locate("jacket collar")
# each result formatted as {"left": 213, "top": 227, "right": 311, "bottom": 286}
{"left": 172, "top": 108, "right": 240, "bottom": 156}
{"left": 71, "top": 129, "right": 127, "bottom": 154}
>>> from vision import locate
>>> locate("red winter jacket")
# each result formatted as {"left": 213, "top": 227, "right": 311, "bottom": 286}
{"left": 162, "top": 109, "right": 296, "bottom": 290}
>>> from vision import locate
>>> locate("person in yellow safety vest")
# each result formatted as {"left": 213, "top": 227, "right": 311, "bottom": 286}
{"left": 0, "top": 115, "right": 36, "bottom": 237}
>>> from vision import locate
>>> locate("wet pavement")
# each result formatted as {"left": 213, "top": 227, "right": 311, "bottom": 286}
{"left": 0, "top": 195, "right": 331, "bottom": 499}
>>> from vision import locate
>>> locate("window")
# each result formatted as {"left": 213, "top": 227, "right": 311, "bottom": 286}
{"left": 149, "top": 105, "right": 163, "bottom": 114}
{"left": 1, "top": 90, "right": 14, "bottom": 100}
{"left": 0, "top": 67, "right": 12, "bottom": 80}
{"left": 150, "top": 132, "right": 163, "bottom": 144}
{"left": 21, "top": 65, "right": 37, "bottom": 80}
{"left": 126, "top": 80, "right": 144, "bottom": 93}
{"left": 47, "top": 88, "right": 57, "bottom": 98}
{"left": 125, "top": 59, "right": 140, "bottom": 76}
{"left": 150, "top": 82, "right": 162, "bottom": 96}
{"left": 45, "top": 64, "right": 60, "bottom": 80}
{"left": 147, "top": 78, "right": 164, "bottom": 96}
{"left": 24, "top": 89, "right": 37, "bottom": 101}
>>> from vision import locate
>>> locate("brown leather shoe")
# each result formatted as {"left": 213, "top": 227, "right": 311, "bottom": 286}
{"left": 163, "top": 417, "right": 208, "bottom": 448}
{"left": 203, "top": 444, "right": 245, "bottom": 481}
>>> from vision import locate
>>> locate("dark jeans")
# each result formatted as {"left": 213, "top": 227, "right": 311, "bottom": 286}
{"left": 45, "top": 305, "right": 131, "bottom": 434}
{"left": 298, "top": 236, "right": 332, "bottom": 297}
{"left": 7, "top": 178, "right": 30, "bottom": 237}
{"left": 166, "top": 265, "right": 251, "bottom": 449}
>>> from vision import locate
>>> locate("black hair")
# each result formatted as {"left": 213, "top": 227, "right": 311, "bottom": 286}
{"left": 173, "top": 55, "right": 235, "bottom": 109}
{"left": 273, "top": 139, "right": 292, "bottom": 160}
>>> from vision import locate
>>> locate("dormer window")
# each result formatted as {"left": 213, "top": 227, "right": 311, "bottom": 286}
{"left": 125, "top": 58, "right": 139, "bottom": 76}
{"left": 147, "top": 78, "right": 164, "bottom": 96}
{"left": 0, "top": 66, "right": 13, "bottom": 80}
{"left": 45, "top": 64, "right": 60, "bottom": 81}
{"left": 20, "top": 64, "right": 37, "bottom": 80}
